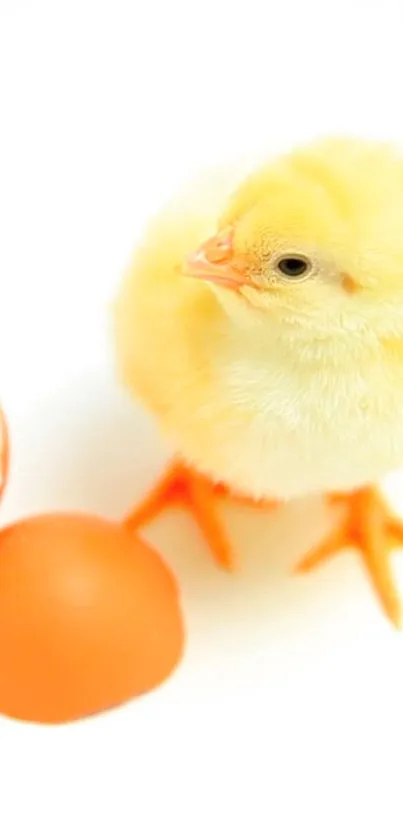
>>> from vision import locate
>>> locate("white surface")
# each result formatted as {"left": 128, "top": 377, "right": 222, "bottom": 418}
{"left": 1, "top": 1, "right": 403, "bottom": 837}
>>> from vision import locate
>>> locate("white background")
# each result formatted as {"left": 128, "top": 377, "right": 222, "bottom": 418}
{"left": 1, "top": 1, "right": 403, "bottom": 837}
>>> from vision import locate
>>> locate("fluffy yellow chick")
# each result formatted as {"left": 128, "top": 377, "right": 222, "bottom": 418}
{"left": 114, "top": 137, "right": 403, "bottom": 626}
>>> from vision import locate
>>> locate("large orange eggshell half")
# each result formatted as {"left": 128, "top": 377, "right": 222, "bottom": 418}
{"left": 0, "top": 513, "right": 184, "bottom": 724}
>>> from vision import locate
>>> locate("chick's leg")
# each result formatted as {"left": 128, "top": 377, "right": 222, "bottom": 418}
{"left": 124, "top": 460, "right": 278, "bottom": 571}
{"left": 296, "top": 488, "right": 403, "bottom": 627}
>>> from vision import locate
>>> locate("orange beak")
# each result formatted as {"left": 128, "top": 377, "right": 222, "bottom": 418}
{"left": 182, "top": 228, "right": 251, "bottom": 290}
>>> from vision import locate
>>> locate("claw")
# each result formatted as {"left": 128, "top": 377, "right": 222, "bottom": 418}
{"left": 297, "top": 488, "right": 403, "bottom": 628}
{"left": 124, "top": 461, "right": 278, "bottom": 572}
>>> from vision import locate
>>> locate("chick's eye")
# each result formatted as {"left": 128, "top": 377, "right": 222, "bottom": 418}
{"left": 276, "top": 256, "right": 311, "bottom": 279}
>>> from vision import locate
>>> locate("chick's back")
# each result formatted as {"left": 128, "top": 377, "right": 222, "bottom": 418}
{"left": 113, "top": 168, "right": 237, "bottom": 442}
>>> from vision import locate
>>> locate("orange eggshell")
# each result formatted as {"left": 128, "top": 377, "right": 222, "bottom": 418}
{"left": 0, "top": 513, "right": 184, "bottom": 724}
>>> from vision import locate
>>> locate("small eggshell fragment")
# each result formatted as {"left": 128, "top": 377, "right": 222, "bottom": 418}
{"left": 0, "top": 513, "right": 184, "bottom": 724}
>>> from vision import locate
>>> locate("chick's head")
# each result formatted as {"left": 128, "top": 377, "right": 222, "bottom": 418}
{"left": 183, "top": 138, "right": 403, "bottom": 342}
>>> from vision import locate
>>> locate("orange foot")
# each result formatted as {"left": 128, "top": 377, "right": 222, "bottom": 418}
{"left": 124, "top": 461, "right": 278, "bottom": 571}
{"left": 296, "top": 487, "right": 403, "bottom": 627}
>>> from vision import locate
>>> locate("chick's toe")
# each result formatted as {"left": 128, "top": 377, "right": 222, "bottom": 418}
{"left": 296, "top": 488, "right": 403, "bottom": 628}
{"left": 124, "top": 461, "right": 278, "bottom": 571}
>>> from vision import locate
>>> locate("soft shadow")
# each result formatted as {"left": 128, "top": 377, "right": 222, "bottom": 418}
{"left": 0, "top": 369, "right": 381, "bottom": 657}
